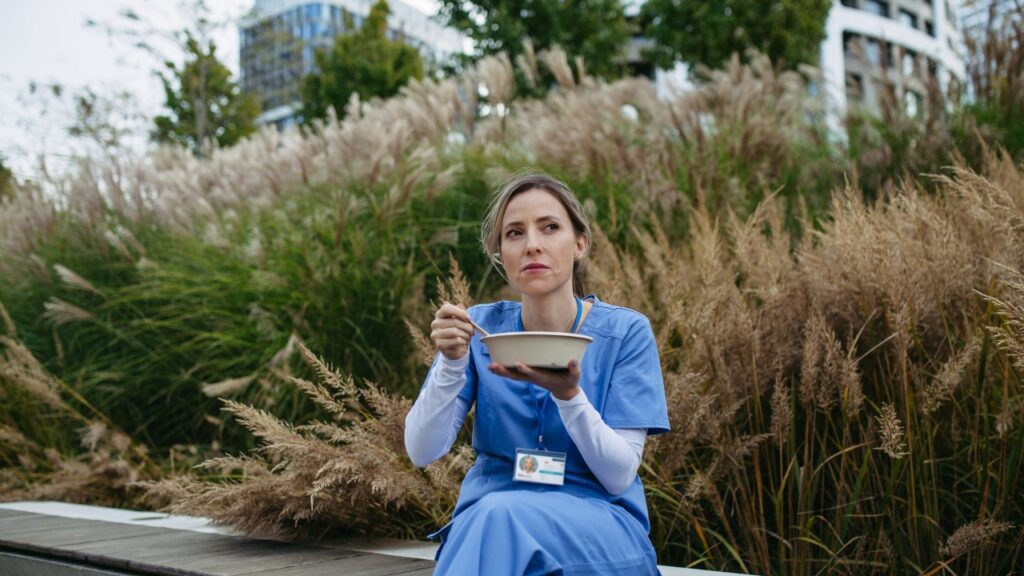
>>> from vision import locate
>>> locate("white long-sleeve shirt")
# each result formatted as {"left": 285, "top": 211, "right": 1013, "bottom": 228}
{"left": 405, "top": 352, "right": 647, "bottom": 495}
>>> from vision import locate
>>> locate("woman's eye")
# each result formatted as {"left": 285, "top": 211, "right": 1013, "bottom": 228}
{"left": 545, "top": 223, "right": 559, "bottom": 231}
{"left": 506, "top": 230, "right": 521, "bottom": 238}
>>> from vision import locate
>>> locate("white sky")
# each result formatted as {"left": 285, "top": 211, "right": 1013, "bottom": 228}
{"left": 0, "top": 0, "right": 438, "bottom": 180}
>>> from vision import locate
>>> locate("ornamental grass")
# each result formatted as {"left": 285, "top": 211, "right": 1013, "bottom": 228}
{"left": 1, "top": 41, "right": 1022, "bottom": 574}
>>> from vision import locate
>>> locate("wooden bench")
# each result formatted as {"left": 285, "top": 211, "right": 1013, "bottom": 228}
{"left": 0, "top": 502, "right": 750, "bottom": 576}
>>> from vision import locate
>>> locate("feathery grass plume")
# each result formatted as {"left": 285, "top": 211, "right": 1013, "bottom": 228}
{"left": 682, "top": 210, "right": 757, "bottom": 401}
{"left": 770, "top": 375, "right": 791, "bottom": 444}
{"left": 995, "top": 403, "right": 1014, "bottom": 437}
{"left": 268, "top": 332, "right": 299, "bottom": 368}
{"left": 0, "top": 299, "right": 15, "bottom": 337}
{"left": 921, "top": 335, "right": 982, "bottom": 414}
{"left": 515, "top": 38, "right": 539, "bottom": 88}
{"left": 475, "top": 53, "right": 516, "bottom": 108}
{"left": 585, "top": 226, "right": 633, "bottom": 311}
{"left": 538, "top": 46, "right": 575, "bottom": 90}
{"left": 295, "top": 340, "right": 356, "bottom": 399}
{"left": 54, "top": 264, "right": 101, "bottom": 295}
{"left": 79, "top": 421, "right": 107, "bottom": 451}
{"left": 646, "top": 369, "right": 714, "bottom": 476}
{"left": 42, "top": 298, "right": 94, "bottom": 325}
{"left": 1, "top": 335, "right": 66, "bottom": 411}
{"left": 939, "top": 519, "right": 1014, "bottom": 559}
{"left": 220, "top": 399, "right": 310, "bottom": 455}
{"left": 875, "top": 403, "right": 908, "bottom": 459}
{"left": 404, "top": 318, "right": 435, "bottom": 367}
{"left": 800, "top": 311, "right": 839, "bottom": 411}
{"left": 728, "top": 196, "right": 806, "bottom": 373}
{"left": 838, "top": 347, "right": 864, "bottom": 417}
{"left": 984, "top": 267, "right": 1024, "bottom": 372}
{"left": 0, "top": 425, "right": 37, "bottom": 450}
{"left": 201, "top": 375, "right": 256, "bottom": 398}
{"left": 437, "top": 253, "right": 473, "bottom": 308}
{"left": 104, "top": 229, "right": 133, "bottom": 261}
{"left": 573, "top": 56, "right": 588, "bottom": 86}
{"left": 289, "top": 370, "right": 352, "bottom": 420}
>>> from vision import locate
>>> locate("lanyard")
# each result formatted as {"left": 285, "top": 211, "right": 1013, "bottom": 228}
{"left": 517, "top": 296, "right": 582, "bottom": 450}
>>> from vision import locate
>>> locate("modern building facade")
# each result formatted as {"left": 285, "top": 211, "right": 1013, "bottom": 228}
{"left": 820, "top": 0, "right": 967, "bottom": 121}
{"left": 239, "top": 0, "right": 466, "bottom": 128}
{"left": 242, "top": 0, "right": 972, "bottom": 130}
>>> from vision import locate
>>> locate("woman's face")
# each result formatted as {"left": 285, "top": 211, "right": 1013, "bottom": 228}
{"left": 499, "top": 188, "right": 587, "bottom": 297}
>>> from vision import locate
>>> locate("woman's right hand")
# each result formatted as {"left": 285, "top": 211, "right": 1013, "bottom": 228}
{"left": 431, "top": 302, "right": 474, "bottom": 361}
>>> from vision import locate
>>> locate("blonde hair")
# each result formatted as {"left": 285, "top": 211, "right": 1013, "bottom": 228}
{"left": 480, "top": 172, "right": 592, "bottom": 298}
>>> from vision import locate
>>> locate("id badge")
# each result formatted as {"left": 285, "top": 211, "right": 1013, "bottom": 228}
{"left": 514, "top": 448, "right": 566, "bottom": 486}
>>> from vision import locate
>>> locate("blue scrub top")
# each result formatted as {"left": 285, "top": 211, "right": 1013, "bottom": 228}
{"left": 430, "top": 294, "right": 671, "bottom": 533}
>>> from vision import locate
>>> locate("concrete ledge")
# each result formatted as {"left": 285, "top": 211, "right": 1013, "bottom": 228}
{"left": 0, "top": 502, "right": 752, "bottom": 575}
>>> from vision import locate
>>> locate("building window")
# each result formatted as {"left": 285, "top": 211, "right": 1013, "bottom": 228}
{"left": 904, "top": 90, "right": 922, "bottom": 117}
{"left": 948, "top": 77, "right": 962, "bottom": 103}
{"left": 843, "top": 31, "right": 858, "bottom": 58}
{"left": 925, "top": 19, "right": 934, "bottom": 36}
{"left": 865, "top": 38, "right": 882, "bottom": 65}
{"left": 899, "top": 9, "right": 918, "bottom": 29}
{"left": 862, "top": 0, "right": 890, "bottom": 17}
{"left": 846, "top": 72, "right": 865, "bottom": 99}
{"left": 902, "top": 49, "right": 917, "bottom": 76}
{"left": 841, "top": 0, "right": 857, "bottom": 7}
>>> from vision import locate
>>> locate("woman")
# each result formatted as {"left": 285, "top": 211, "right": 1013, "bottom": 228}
{"left": 405, "top": 172, "right": 670, "bottom": 575}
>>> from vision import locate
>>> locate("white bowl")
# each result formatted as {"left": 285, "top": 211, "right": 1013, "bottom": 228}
{"left": 480, "top": 332, "right": 594, "bottom": 370}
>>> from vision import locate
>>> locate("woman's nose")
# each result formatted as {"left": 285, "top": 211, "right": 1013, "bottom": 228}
{"left": 525, "top": 230, "right": 542, "bottom": 253}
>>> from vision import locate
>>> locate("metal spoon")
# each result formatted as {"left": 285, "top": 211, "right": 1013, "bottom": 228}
{"left": 442, "top": 301, "right": 491, "bottom": 337}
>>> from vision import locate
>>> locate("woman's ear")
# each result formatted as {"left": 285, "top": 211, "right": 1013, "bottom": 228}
{"left": 575, "top": 235, "right": 590, "bottom": 260}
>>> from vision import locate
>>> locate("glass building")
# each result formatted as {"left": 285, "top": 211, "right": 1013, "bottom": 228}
{"left": 239, "top": 0, "right": 465, "bottom": 129}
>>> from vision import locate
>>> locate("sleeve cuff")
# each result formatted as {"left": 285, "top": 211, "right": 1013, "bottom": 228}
{"left": 438, "top": 351, "right": 470, "bottom": 375}
{"left": 552, "top": 387, "right": 589, "bottom": 408}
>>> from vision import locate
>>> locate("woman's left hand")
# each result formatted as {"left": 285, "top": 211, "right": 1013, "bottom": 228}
{"left": 488, "top": 360, "right": 582, "bottom": 400}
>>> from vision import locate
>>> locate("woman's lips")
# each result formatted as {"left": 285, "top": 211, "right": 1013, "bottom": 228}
{"left": 522, "top": 264, "right": 549, "bottom": 272}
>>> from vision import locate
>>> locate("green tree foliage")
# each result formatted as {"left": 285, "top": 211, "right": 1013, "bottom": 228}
{"left": 153, "top": 35, "right": 260, "bottom": 158}
{"left": 300, "top": 0, "right": 424, "bottom": 123}
{"left": 640, "top": 0, "right": 832, "bottom": 70}
{"left": 0, "top": 156, "right": 14, "bottom": 202}
{"left": 436, "top": 0, "right": 632, "bottom": 79}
